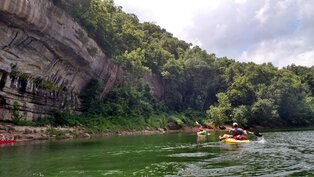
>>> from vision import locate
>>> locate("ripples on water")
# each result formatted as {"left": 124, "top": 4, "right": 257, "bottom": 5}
{"left": 0, "top": 131, "right": 314, "bottom": 177}
{"left": 142, "top": 131, "right": 314, "bottom": 177}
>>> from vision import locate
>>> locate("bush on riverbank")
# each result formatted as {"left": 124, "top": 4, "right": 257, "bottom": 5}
{"left": 35, "top": 109, "right": 200, "bottom": 133}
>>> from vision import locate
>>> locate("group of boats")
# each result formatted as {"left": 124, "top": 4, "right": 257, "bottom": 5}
{"left": 195, "top": 121, "right": 262, "bottom": 144}
{"left": 196, "top": 130, "right": 253, "bottom": 145}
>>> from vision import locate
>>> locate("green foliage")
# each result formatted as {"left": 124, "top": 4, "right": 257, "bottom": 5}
{"left": 75, "top": 29, "right": 89, "bottom": 44}
{"left": 103, "top": 83, "right": 155, "bottom": 117}
{"left": 207, "top": 93, "right": 232, "bottom": 126}
{"left": 13, "top": 119, "right": 34, "bottom": 126}
{"left": 287, "top": 65, "right": 314, "bottom": 96}
{"left": 232, "top": 105, "right": 249, "bottom": 127}
{"left": 146, "top": 114, "right": 167, "bottom": 129}
{"left": 206, "top": 62, "right": 314, "bottom": 128}
{"left": 168, "top": 115, "right": 188, "bottom": 128}
{"left": 41, "top": 81, "right": 60, "bottom": 92}
{"left": 52, "top": 109, "right": 81, "bottom": 126}
{"left": 35, "top": 117, "right": 53, "bottom": 126}
{"left": 12, "top": 101, "right": 33, "bottom": 126}
{"left": 47, "top": 128, "right": 65, "bottom": 137}
{"left": 81, "top": 79, "right": 103, "bottom": 116}
{"left": 122, "top": 48, "right": 150, "bottom": 79}
{"left": 12, "top": 101, "right": 22, "bottom": 123}
{"left": 227, "top": 76, "right": 255, "bottom": 106}
{"left": 51, "top": 0, "right": 314, "bottom": 129}
{"left": 251, "top": 99, "right": 279, "bottom": 125}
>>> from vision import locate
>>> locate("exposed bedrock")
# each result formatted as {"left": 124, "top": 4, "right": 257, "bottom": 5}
{"left": 0, "top": 0, "right": 122, "bottom": 121}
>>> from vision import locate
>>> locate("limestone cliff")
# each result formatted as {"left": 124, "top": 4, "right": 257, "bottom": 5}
{"left": 0, "top": 0, "right": 121, "bottom": 121}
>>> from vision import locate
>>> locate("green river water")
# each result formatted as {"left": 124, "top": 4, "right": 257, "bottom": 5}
{"left": 0, "top": 130, "right": 313, "bottom": 177}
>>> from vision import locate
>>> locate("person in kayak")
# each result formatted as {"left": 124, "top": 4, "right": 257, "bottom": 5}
{"left": 195, "top": 121, "right": 204, "bottom": 132}
{"left": 219, "top": 122, "right": 248, "bottom": 140}
{"left": 229, "top": 123, "right": 248, "bottom": 140}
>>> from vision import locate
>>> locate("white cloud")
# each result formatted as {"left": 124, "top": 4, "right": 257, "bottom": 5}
{"left": 239, "top": 37, "right": 314, "bottom": 67}
{"left": 114, "top": 0, "right": 314, "bottom": 67}
{"left": 114, "top": 0, "right": 222, "bottom": 42}
{"left": 254, "top": 0, "right": 270, "bottom": 25}
{"left": 235, "top": 0, "right": 247, "bottom": 4}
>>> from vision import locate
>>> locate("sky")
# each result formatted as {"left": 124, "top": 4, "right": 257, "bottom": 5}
{"left": 114, "top": 0, "right": 314, "bottom": 68}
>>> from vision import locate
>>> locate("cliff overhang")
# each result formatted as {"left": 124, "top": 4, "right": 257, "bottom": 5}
{"left": 0, "top": 0, "right": 120, "bottom": 121}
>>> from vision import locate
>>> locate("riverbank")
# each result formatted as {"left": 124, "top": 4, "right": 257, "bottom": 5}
{"left": 0, "top": 123, "right": 174, "bottom": 142}
{"left": 6, "top": 122, "right": 312, "bottom": 143}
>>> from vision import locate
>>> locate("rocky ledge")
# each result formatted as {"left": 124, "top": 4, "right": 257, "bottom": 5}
{"left": 0, "top": 123, "right": 91, "bottom": 141}
{"left": 0, "top": 123, "right": 167, "bottom": 143}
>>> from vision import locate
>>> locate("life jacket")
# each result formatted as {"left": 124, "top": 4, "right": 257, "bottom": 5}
{"left": 232, "top": 128, "right": 249, "bottom": 140}
{"left": 230, "top": 128, "right": 244, "bottom": 135}
{"left": 230, "top": 128, "right": 246, "bottom": 139}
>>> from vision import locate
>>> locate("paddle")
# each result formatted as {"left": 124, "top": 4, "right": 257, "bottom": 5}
{"left": 248, "top": 131, "right": 263, "bottom": 137}
{"left": 218, "top": 126, "right": 263, "bottom": 137}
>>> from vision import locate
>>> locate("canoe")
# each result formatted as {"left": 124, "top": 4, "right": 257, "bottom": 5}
{"left": 223, "top": 138, "right": 250, "bottom": 145}
{"left": 197, "top": 131, "right": 210, "bottom": 136}
{"left": 0, "top": 140, "right": 16, "bottom": 144}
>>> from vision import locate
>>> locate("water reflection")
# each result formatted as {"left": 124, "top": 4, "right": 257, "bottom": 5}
{"left": 196, "top": 135, "right": 207, "bottom": 143}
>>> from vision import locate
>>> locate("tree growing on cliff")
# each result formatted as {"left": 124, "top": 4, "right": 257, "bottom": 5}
{"left": 12, "top": 101, "right": 23, "bottom": 124}
{"left": 12, "top": 101, "right": 33, "bottom": 126}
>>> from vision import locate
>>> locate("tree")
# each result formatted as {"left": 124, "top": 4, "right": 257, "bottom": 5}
{"left": 81, "top": 79, "right": 103, "bottom": 116}
{"left": 232, "top": 105, "right": 249, "bottom": 127}
{"left": 227, "top": 76, "right": 255, "bottom": 106}
{"left": 207, "top": 92, "right": 232, "bottom": 126}
{"left": 250, "top": 99, "right": 279, "bottom": 126}
{"left": 122, "top": 48, "right": 150, "bottom": 79}
{"left": 53, "top": 0, "right": 314, "bottom": 129}
{"left": 271, "top": 70, "right": 312, "bottom": 126}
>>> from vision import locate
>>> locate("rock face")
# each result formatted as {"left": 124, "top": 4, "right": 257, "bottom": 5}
{"left": 0, "top": 0, "right": 121, "bottom": 121}
{"left": 143, "top": 72, "right": 164, "bottom": 101}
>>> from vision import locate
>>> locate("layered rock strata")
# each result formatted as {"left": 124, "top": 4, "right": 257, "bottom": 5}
{"left": 0, "top": 0, "right": 121, "bottom": 121}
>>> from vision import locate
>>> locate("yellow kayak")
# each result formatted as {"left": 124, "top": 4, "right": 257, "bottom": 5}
{"left": 223, "top": 138, "right": 250, "bottom": 145}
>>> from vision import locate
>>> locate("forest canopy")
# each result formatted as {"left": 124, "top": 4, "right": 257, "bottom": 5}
{"left": 52, "top": 0, "right": 314, "bottom": 128}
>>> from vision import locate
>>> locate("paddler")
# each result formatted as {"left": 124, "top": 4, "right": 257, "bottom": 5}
{"left": 195, "top": 121, "right": 204, "bottom": 132}
{"left": 219, "top": 122, "right": 248, "bottom": 140}
{"left": 229, "top": 122, "right": 248, "bottom": 140}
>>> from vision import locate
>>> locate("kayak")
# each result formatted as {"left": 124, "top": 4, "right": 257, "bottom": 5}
{"left": 0, "top": 140, "right": 16, "bottom": 144}
{"left": 222, "top": 138, "right": 250, "bottom": 145}
{"left": 197, "top": 131, "right": 210, "bottom": 136}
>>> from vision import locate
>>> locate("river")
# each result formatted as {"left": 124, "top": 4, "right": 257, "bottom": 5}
{"left": 0, "top": 130, "right": 313, "bottom": 177}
